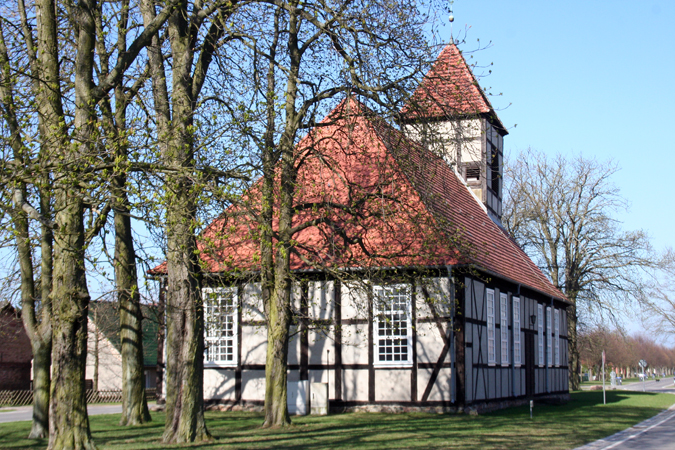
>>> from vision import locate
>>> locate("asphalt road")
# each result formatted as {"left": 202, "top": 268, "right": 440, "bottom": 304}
{"left": 576, "top": 379, "right": 675, "bottom": 449}
{"left": 615, "top": 378, "right": 675, "bottom": 394}
{"left": 0, "top": 404, "right": 122, "bottom": 424}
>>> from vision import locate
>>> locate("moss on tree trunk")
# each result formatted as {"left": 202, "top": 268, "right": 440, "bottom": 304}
{"left": 263, "top": 284, "right": 292, "bottom": 428}
{"left": 115, "top": 179, "right": 151, "bottom": 426}
{"left": 29, "top": 341, "right": 51, "bottom": 439}
{"left": 161, "top": 185, "right": 210, "bottom": 444}
{"left": 48, "top": 198, "right": 95, "bottom": 450}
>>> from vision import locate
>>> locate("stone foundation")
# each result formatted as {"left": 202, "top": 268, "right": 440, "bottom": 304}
{"left": 332, "top": 393, "right": 570, "bottom": 415}
{"left": 155, "top": 392, "right": 570, "bottom": 416}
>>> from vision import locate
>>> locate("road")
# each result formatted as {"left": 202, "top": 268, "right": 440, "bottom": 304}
{"left": 614, "top": 377, "right": 675, "bottom": 394}
{"left": 576, "top": 379, "right": 675, "bottom": 450}
{"left": 0, "top": 404, "right": 122, "bottom": 424}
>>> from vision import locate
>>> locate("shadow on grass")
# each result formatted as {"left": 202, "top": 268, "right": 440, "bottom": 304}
{"left": 1, "top": 391, "right": 673, "bottom": 450}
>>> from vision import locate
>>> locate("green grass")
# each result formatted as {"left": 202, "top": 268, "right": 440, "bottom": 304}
{"left": 1, "top": 391, "right": 673, "bottom": 450}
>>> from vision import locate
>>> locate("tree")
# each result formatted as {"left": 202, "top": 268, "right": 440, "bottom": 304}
{"left": 0, "top": 0, "right": 178, "bottom": 446}
{"left": 639, "top": 248, "right": 675, "bottom": 337}
{"left": 139, "top": 0, "right": 246, "bottom": 442}
{"left": 503, "top": 148, "right": 654, "bottom": 390}
{"left": 93, "top": 3, "right": 153, "bottom": 426}
{"left": 579, "top": 326, "right": 675, "bottom": 378}
{"left": 0, "top": 21, "right": 53, "bottom": 439}
{"left": 198, "top": 0, "right": 468, "bottom": 427}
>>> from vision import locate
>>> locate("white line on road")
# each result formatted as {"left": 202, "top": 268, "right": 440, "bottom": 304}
{"left": 602, "top": 412, "right": 675, "bottom": 450}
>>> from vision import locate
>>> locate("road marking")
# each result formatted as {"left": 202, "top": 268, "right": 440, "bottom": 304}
{"left": 600, "top": 406, "right": 675, "bottom": 450}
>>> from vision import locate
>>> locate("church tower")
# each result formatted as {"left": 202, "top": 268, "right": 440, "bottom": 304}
{"left": 400, "top": 44, "right": 507, "bottom": 225}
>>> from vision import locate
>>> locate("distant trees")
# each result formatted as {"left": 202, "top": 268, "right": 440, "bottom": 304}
{"left": 503, "top": 149, "right": 654, "bottom": 390}
{"left": 579, "top": 327, "right": 675, "bottom": 377}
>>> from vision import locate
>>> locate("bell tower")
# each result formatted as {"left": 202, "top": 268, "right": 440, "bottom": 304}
{"left": 400, "top": 44, "right": 507, "bottom": 225}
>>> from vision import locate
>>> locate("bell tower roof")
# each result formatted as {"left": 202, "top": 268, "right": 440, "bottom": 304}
{"left": 401, "top": 44, "right": 506, "bottom": 134}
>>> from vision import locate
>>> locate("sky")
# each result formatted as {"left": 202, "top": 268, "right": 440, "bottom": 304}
{"left": 441, "top": 0, "right": 675, "bottom": 253}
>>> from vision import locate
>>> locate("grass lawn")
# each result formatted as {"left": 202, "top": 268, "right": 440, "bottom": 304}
{"left": 1, "top": 390, "right": 673, "bottom": 450}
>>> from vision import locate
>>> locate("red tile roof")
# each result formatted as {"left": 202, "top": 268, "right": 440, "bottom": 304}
{"left": 150, "top": 98, "right": 565, "bottom": 302}
{"left": 401, "top": 44, "right": 506, "bottom": 132}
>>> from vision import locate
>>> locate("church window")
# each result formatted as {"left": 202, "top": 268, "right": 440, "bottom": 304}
{"left": 500, "top": 292, "right": 509, "bottom": 365}
{"left": 537, "top": 304, "right": 544, "bottom": 366}
{"left": 374, "top": 284, "right": 413, "bottom": 366}
{"left": 487, "top": 289, "right": 496, "bottom": 365}
{"left": 513, "top": 297, "right": 521, "bottom": 365}
{"left": 546, "top": 306, "right": 552, "bottom": 367}
{"left": 203, "top": 287, "right": 238, "bottom": 366}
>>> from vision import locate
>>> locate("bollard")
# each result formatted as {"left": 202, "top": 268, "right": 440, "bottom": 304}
{"left": 530, "top": 400, "right": 533, "bottom": 419}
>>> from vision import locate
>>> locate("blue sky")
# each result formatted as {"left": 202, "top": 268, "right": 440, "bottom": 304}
{"left": 444, "top": 0, "right": 675, "bottom": 253}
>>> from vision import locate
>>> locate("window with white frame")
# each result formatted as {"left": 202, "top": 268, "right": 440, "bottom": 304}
{"left": 203, "top": 287, "right": 238, "bottom": 365}
{"left": 537, "top": 304, "right": 544, "bottom": 366}
{"left": 554, "top": 308, "right": 560, "bottom": 366}
{"left": 513, "top": 297, "right": 521, "bottom": 365}
{"left": 374, "top": 284, "right": 412, "bottom": 366}
{"left": 487, "top": 289, "right": 496, "bottom": 365}
{"left": 546, "top": 306, "right": 552, "bottom": 368}
{"left": 500, "top": 293, "right": 509, "bottom": 365}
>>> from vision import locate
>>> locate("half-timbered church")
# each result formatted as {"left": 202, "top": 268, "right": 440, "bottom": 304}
{"left": 153, "top": 43, "right": 570, "bottom": 413}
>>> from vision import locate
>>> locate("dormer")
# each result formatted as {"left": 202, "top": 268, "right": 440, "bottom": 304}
{"left": 400, "top": 44, "right": 508, "bottom": 225}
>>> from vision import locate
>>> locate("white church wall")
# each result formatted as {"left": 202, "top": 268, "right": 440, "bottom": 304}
{"left": 375, "top": 369, "right": 410, "bottom": 401}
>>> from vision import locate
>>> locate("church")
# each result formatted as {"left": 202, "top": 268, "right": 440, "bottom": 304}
{"left": 152, "top": 43, "right": 570, "bottom": 412}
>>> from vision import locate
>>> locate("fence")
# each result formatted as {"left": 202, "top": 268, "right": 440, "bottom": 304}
{"left": 0, "top": 388, "right": 157, "bottom": 407}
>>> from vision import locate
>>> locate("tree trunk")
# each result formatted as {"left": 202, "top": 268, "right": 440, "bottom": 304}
{"left": 11, "top": 185, "right": 52, "bottom": 440}
{"left": 1, "top": 23, "right": 54, "bottom": 440}
{"left": 156, "top": 282, "right": 166, "bottom": 402}
{"left": 162, "top": 209, "right": 210, "bottom": 443}
{"left": 48, "top": 0, "right": 96, "bottom": 442}
{"left": 48, "top": 199, "right": 95, "bottom": 450}
{"left": 263, "top": 281, "right": 292, "bottom": 428}
{"left": 163, "top": 163, "right": 211, "bottom": 443}
{"left": 29, "top": 337, "right": 51, "bottom": 439}
{"left": 160, "top": 3, "right": 216, "bottom": 440}
{"left": 115, "top": 178, "right": 151, "bottom": 426}
{"left": 261, "top": 7, "right": 299, "bottom": 428}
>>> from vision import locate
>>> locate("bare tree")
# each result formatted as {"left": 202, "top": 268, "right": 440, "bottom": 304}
{"left": 503, "top": 148, "right": 654, "bottom": 390}
{"left": 640, "top": 249, "right": 675, "bottom": 337}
